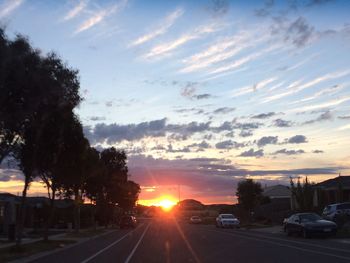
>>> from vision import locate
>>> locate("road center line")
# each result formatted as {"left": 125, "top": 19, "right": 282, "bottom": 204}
{"left": 124, "top": 222, "right": 151, "bottom": 263}
{"left": 210, "top": 230, "right": 350, "bottom": 261}
{"left": 80, "top": 223, "right": 145, "bottom": 263}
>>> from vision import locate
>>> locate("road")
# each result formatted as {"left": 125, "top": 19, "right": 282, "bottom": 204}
{"left": 31, "top": 216, "right": 350, "bottom": 263}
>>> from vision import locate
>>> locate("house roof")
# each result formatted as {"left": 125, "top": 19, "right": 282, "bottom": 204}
{"left": 314, "top": 176, "right": 350, "bottom": 189}
{"left": 263, "top": 185, "right": 291, "bottom": 198}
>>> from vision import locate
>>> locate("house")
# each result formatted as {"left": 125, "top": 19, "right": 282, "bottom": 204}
{"left": 254, "top": 185, "right": 292, "bottom": 223}
{"left": 0, "top": 193, "right": 19, "bottom": 235}
{"left": 313, "top": 175, "right": 350, "bottom": 208}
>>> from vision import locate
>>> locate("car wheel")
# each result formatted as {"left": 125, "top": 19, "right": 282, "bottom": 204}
{"left": 286, "top": 227, "right": 292, "bottom": 236}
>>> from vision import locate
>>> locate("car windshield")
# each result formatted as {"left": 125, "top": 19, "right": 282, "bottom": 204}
{"left": 299, "top": 214, "right": 321, "bottom": 222}
{"left": 222, "top": 215, "right": 234, "bottom": 219}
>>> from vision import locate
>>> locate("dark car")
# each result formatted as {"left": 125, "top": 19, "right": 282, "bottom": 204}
{"left": 120, "top": 215, "right": 137, "bottom": 229}
{"left": 285, "top": 213, "right": 337, "bottom": 238}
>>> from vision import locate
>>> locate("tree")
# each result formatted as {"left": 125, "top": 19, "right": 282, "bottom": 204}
{"left": 236, "top": 179, "right": 263, "bottom": 212}
{"left": 118, "top": 181, "right": 141, "bottom": 211}
{"left": 0, "top": 29, "right": 82, "bottom": 245}
{"left": 290, "top": 176, "right": 314, "bottom": 211}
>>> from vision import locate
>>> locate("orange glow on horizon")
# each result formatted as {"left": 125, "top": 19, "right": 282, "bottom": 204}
{"left": 138, "top": 195, "right": 177, "bottom": 211}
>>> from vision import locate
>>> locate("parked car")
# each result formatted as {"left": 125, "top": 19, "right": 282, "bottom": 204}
{"left": 120, "top": 215, "right": 137, "bottom": 229}
{"left": 189, "top": 216, "right": 202, "bottom": 224}
{"left": 216, "top": 214, "right": 240, "bottom": 228}
{"left": 285, "top": 213, "right": 337, "bottom": 238}
{"left": 322, "top": 202, "right": 350, "bottom": 222}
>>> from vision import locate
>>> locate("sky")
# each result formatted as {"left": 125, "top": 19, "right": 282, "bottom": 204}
{"left": 0, "top": 0, "right": 350, "bottom": 205}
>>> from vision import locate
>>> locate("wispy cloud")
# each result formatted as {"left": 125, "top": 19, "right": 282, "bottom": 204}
{"left": 62, "top": 0, "right": 87, "bottom": 21}
{"left": 208, "top": 44, "right": 280, "bottom": 75}
{"left": 143, "top": 22, "right": 224, "bottom": 59}
{"left": 290, "top": 84, "right": 344, "bottom": 104}
{"left": 230, "top": 77, "right": 277, "bottom": 98}
{"left": 261, "top": 70, "right": 350, "bottom": 103}
{"left": 131, "top": 7, "right": 184, "bottom": 47}
{"left": 0, "top": 0, "right": 23, "bottom": 18}
{"left": 74, "top": 0, "right": 127, "bottom": 34}
{"left": 180, "top": 32, "right": 255, "bottom": 73}
{"left": 291, "top": 96, "right": 350, "bottom": 112}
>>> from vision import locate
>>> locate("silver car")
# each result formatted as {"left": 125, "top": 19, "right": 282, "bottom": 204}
{"left": 216, "top": 214, "right": 240, "bottom": 228}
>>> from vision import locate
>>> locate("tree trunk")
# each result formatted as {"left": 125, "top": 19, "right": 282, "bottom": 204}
{"left": 74, "top": 188, "right": 80, "bottom": 233}
{"left": 43, "top": 189, "right": 56, "bottom": 242}
{"left": 15, "top": 176, "right": 30, "bottom": 248}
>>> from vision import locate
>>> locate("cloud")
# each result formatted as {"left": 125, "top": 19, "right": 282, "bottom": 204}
{"left": 303, "top": 110, "right": 333, "bottom": 125}
{"left": 208, "top": 45, "right": 279, "bottom": 76}
{"left": 187, "top": 141, "right": 211, "bottom": 149}
{"left": 306, "top": 0, "right": 334, "bottom": 7}
{"left": 262, "top": 70, "right": 350, "bottom": 103}
{"left": 287, "top": 135, "right": 308, "bottom": 144}
{"left": 238, "top": 148, "right": 264, "bottom": 157}
{"left": 213, "top": 107, "right": 235, "bottom": 114}
{"left": 252, "top": 112, "right": 276, "bottom": 119}
{"left": 215, "top": 140, "right": 246, "bottom": 149}
{"left": 180, "top": 33, "right": 253, "bottom": 73}
{"left": 285, "top": 17, "right": 315, "bottom": 47}
{"left": 130, "top": 7, "right": 184, "bottom": 46}
{"left": 85, "top": 118, "right": 215, "bottom": 144}
{"left": 85, "top": 118, "right": 265, "bottom": 145}
{"left": 0, "top": 0, "right": 23, "bottom": 18}
{"left": 291, "top": 84, "right": 343, "bottom": 104}
{"left": 338, "top": 115, "right": 350, "bottom": 120}
{"left": 208, "top": 0, "right": 230, "bottom": 17}
{"left": 273, "top": 149, "right": 305, "bottom": 155}
{"left": 193, "top": 94, "right": 213, "bottom": 100}
{"left": 293, "top": 96, "right": 350, "bottom": 113}
{"left": 273, "top": 119, "right": 293, "bottom": 127}
{"left": 89, "top": 116, "right": 106, "bottom": 121}
{"left": 239, "top": 130, "right": 253, "bottom": 137}
{"left": 74, "top": 0, "right": 127, "bottom": 34}
{"left": 62, "top": 0, "right": 87, "bottom": 21}
{"left": 313, "top": 150, "right": 324, "bottom": 154}
{"left": 144, "top": 22, "right": 224, "bottom": 59}
{"left": 257, "top": 136, "right": 278, "bottom": 147}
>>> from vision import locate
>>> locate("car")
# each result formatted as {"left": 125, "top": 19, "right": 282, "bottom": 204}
{"left": 189, "top": 216, "right": 202, "bottom": 224}
{"left": 216, "top": 214, "right": 240, "bottom": 228}
{"left": 120, "top": 215, "right": 137, "bottom": 229}
{"left": 322, "top": 202, "right": 350, "bottom": 222}
{"left": 285, "top": 212, "right": 337, "bottom": 238}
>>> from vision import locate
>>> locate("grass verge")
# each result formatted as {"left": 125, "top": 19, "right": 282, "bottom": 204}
{"left": 0, "top": 240, "right": 76, "bottom": 263}
{"left": 64, "top": 228, "right": 106, "bottom": 239}
{"left": 336, "top": 227, "right": 350, "bottom": 238}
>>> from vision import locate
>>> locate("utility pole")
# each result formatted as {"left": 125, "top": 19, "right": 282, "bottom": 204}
{"left": 178, "top": 185, "right": 181, "bottom": 203}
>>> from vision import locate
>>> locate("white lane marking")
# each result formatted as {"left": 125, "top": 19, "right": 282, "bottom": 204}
{"left": 80, "top": 224, "right": 144, "bottom": 263}
{"left": 210, "top": 230, "right": 350, "bottom": 261}
{"left": 124, "top": 222, "right": 151, "bottom": 263}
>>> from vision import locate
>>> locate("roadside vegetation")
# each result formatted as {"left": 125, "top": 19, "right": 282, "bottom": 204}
{"left": 0, "top": 28, "right": 140, "bottom": 248}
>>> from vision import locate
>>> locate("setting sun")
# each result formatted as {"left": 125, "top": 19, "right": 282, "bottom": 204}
{"left": 156, "top": 196, "right": 177, "bottom": 211}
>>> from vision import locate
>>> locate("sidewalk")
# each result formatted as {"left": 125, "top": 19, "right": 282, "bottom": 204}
{"left": 0, "top": 227, "right": 108, "bottom": 249}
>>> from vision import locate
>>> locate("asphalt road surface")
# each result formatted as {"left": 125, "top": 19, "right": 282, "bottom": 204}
{"left": 31, "top": 216, "right": 350, "bottom": 263}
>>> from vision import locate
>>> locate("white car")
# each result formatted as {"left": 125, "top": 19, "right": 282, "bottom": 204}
{"left": 190, "top": 216, "right": 202, "bottom": 224}
{"left": 322, "top": 202, "right": 350, "bottom": 222}
{"left": 216, "top": 214, "right": 240, "bottom": 228}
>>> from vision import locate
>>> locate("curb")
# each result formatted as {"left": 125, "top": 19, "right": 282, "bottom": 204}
{"left": 9, "top": 229, "right": 118, "bottom": 263}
